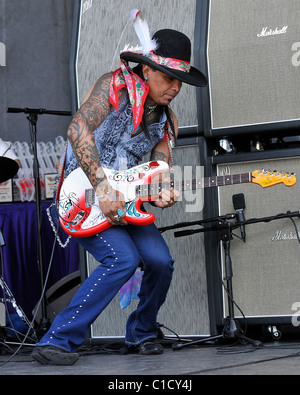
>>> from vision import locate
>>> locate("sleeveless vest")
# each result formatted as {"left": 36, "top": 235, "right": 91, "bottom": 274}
{"left": 64, "top": 93, "right": 167, "bottom": 174}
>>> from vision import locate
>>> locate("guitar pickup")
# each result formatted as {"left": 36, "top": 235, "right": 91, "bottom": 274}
{"left": 85, "top": 189, "right": 95, "bottom": 207}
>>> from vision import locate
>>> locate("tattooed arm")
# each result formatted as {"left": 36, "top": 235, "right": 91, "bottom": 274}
{"left": 66, "top": 72, "right": 127, "bottom": 225}
{"left": 67, "top": 73, "right": 111, "bottom": 188}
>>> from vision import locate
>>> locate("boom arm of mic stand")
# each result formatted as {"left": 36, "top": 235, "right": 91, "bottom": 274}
{"left": 159, "top": 213, "right": 236, "bottom": 234}
{"left": 174, "top": 220, "right": 239, "bottom": 238}
{"left": 244, "top": 211, "right": 300, "bottom": 226}
{"left": 7, "top": 107, "right": 72, "bottom": 116}
{"left": 165, "top": 210, "right": 300, "bottom": 238}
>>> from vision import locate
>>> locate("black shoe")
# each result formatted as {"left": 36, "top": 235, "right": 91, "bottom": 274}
{"left": 119, "top": 339, "right": 164, "bottom": 355}
{"left": 138, "top": 339, "right": 164, "bottom": 355}
{"left": 31, "top": 346, "right": 79, "bottom": 366}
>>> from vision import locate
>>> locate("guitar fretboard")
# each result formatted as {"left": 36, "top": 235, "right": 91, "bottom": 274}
{"left": 136, "top": 172, "right": 252, "bottom": 196}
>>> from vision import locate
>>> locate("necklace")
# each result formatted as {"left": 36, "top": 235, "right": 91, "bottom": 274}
{"left": 145, "top": 103, "right": 157, "bottom": 115}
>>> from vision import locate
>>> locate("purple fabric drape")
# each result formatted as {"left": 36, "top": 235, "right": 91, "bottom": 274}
{"left": 0, "top": 202, "right": 80, "bottom": 320}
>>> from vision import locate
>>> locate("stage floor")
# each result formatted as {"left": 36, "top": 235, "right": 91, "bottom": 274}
{"left": 1, "top": 336, "right": 300, "bottom": 377}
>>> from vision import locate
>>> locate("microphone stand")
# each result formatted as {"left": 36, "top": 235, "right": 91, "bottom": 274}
{"left": 160, "top": 210, "right": 300, "bottom": 351}
{"left": 6, "top": 107, "right": 71, "bottom": 339}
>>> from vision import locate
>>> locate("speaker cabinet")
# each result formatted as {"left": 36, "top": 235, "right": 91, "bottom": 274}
{"left": 214, "top": 151, "right": 300, "bottom": 324}
{"left": 73, "top": 0, "right": 200, "bottom": 129}
{"left": 82, "top": 145, "right": 212, "bottom": 339}
{"left": 34, "top": 271, "right": 81, "bottom": 325}
{"left": 202, "top": 0, "right": 300, "bottom": 136}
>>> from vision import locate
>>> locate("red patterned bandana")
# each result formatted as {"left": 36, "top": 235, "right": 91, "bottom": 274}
{"left": 109, "top": 61, "right": 149, "bottom": 133}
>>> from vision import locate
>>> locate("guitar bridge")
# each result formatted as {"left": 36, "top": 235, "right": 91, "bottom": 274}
{"left": 72, "top": 210, "right": 85, "bottom": 226}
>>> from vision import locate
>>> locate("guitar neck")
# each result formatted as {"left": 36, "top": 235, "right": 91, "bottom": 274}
{"left": 136, "top": 172, "right": 252, "bottom": 197}
{"left": 176, "top": 172, "right": 252, "bottom": 191}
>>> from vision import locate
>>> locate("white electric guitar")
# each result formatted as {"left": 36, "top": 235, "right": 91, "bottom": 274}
{"left": 57, "top": 160, "right": 296, "bottom": 238}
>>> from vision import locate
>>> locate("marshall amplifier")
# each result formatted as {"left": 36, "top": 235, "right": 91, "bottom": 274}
{"left": 210, "top": 151, "right": 300, "bottom": 325}
{"left": 198, "top": 0, "right": 300, "bottom": 137}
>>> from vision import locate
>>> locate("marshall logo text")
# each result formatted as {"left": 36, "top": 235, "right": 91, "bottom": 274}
{"left": 257, "top": 26, "right": 288, "bottom": 38}
{"left": 272, "top": 230, "right": 300, "bottom": 242}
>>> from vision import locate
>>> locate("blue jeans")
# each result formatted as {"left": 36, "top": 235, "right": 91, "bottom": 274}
{"left": 36, "top": 204, "right": 174, "bottom": 352}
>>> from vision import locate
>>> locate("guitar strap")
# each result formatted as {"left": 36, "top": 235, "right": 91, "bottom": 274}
{"left": 46, "top": 141, "right": 72, "bottom": 249}
{"left": 164, "top": 120, "right": 175, "bottom": 171}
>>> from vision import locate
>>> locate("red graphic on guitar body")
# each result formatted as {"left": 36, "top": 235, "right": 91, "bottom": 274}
{"left": 58, "top": 161, "right": 167, "bottom": 238}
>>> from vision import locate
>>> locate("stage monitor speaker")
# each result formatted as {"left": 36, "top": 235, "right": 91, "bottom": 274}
{"left": 215, "top": 153, "right": 300, "bottom": 325}
{"left": 82, "top": 144, "right": 212, "bottom": 340}
{"left": 34, "top": 271, "right": 81, "bottom": 325}
{"left": 202, "top": 0, "right": 300, "bottom": 137}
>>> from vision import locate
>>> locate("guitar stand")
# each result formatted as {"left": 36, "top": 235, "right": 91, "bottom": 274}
{"left": 170, "top": 220, "right": 263, "bottom": 351}
{"left": 0, "top": 229, "right": 37, "bottom": 346}
{"left": 0, "top": 276, "right": 37, "bottom": 341}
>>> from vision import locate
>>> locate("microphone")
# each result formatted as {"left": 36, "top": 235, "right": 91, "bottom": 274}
{"left": 232, "top": 193, "right": 246, "bottom": 242}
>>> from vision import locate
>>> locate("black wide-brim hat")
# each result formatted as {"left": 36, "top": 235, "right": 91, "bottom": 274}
{"left": 120, "top": 29, "right": 208, "bottom": 87}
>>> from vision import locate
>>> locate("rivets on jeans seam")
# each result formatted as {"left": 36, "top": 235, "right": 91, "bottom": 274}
{"left": 48, "top": 236, "right": 121, "bottom": 339}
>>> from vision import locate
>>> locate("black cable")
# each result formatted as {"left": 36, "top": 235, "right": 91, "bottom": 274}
{"left": 289, "top": 215, "right": 300, "bottom": 244}
{"left": 157, "top": 322, "right": 183, "bottom": 342}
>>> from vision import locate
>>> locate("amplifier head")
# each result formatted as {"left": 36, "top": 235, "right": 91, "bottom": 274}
{"left": 202, "top": 0, "right": 300, "bottom": 136}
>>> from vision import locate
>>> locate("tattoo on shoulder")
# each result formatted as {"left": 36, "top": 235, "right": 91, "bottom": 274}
{"left": 67, "top": 73, "right": 114, "bottom": 188}
{"left": 68, "top": 73, "right": 112, "bottom": 141}
{"left": 150, "top": 151, "right": 168, "bottom": 162}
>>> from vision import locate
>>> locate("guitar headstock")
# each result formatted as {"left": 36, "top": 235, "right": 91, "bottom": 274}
{"left": 252, "top": 170, "right": 296, "bottom": 188}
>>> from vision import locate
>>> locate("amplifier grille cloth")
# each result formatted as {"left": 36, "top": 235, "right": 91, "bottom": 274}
{"left": 217, "top": 157, "right": 300, "bottom": 319}
{"left": 208, "top": 0, "right": 300, "bottom": 130}
{"left": 76, "top": 0, "right": 198, "bottom": 128}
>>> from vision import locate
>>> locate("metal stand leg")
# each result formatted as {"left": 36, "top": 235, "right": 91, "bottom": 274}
{"left": 172, "top": 226, "right": 263, "bottom": 351}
